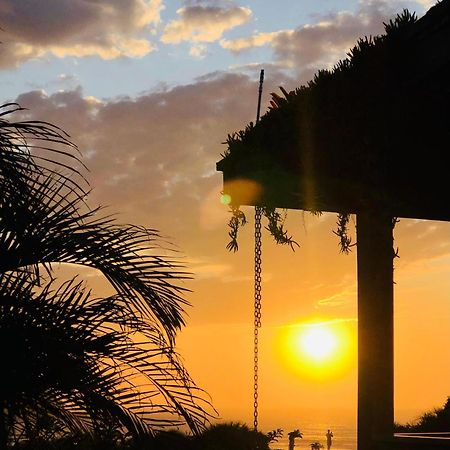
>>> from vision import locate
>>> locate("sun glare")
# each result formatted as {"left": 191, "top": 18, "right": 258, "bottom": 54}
{"left": 299, "top": 326, "right": 337, "bottom": 361}
{"left": 276, "top": 320, "right": 356, "bottom": 381}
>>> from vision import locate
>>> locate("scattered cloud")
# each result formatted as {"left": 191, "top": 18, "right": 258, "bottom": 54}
{"left": 221, "top": 0, "right": 409, "bottom": 72}
{"left": 191, "top": 262, "right": 232, "bottom": 279}
{"left": 57, "top": 73, "right": 76, "bottom": 83}
{"left": 13, "top": 73, "right": 268, "bottom": 238}
{"left": 221, "top": 30, "right": 285, "bottom": 52}
{"left": 414, "top": 0, "right": 436, "bottom": 7}
{"left": 316, "top": 289, "right": 355, "bottom": 308}
{"left": 0, "top": 0, "right": 163, "bottom": 68}
{"left": 189, "top": 43, "right": 208, "bottom": 59}
{"left": 161, "top": 5, "right": 251, "bottom": 44}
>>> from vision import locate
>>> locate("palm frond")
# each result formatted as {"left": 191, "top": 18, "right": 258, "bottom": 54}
{"left": 0, "top": 272, "right": 213, "bottom": 443}
{"left": 0, "top": 103, "right": 88, "bottom": 198}
{"left": 0, "top": 172, "right": 189, "bottom": 341}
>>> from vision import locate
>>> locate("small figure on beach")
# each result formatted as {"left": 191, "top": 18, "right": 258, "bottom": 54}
{"left": 326, "top": 429, "right": 334, "bottom": 450}
{"left": 288, "top": 429, "right": 303, "bottom": 450}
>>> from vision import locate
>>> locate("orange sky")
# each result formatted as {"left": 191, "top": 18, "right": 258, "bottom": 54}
{"left": 177, "top": 206, "right": 450, "bottom": 430}
{"left": 1, "top": 0, "right": 447, "bottom": 434}
{"left": 11, "top": 78, "right": 449, "bottom": 433}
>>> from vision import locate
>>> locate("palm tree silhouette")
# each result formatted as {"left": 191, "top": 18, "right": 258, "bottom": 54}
{"left": 0, "top": 103, "right": 212, "bottom": 447}
{"left": 310, "top": 442, "right": 324, "bottom": 450}
{"left": 288, "top": 429, "right": 303, "bottom": 450}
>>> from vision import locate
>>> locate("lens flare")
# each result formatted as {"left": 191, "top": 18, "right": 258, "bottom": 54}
{"left": 220, "top": 193, "right": 232, "bottom": 205}
{"left": 221, "top": 178, "right": 262, "bottom": 206}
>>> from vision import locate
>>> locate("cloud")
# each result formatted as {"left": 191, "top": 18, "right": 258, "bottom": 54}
{"left": 12, "top": 73, "right": 270, "bottom": 238}
{"left": 189, "top": 43, "right": 207, "bottom": 59}
{"left": 0, "top": 0, "right": 162, "bottom": 68}
{"left": 316, "top": 288, "right": 355, "bottom": 308}
{"left": 220, "top": 31, "right": 285, "bottom": 52}
{"left": 10, "top": 4, "right": 449, "bottom": 315}
{"left": 221, "top": 0, "right": 411, "bottom": 71}
{"left": 190, "top": 261, "right": 232, "bottom": 279}
{"left": 161, "top": 5, "right": 251, "bottom": 44}
{"left": 414, "top": 0, "right": 436, "bottom": 7}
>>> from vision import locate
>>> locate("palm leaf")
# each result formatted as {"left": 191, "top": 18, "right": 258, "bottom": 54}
{"left": 0, "top": 272, "right": 213, "bottom": 443}
{"left": 0, "top": 172, "right": 189, "bottom": 341}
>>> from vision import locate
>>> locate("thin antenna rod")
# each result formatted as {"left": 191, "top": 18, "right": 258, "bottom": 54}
{"left": 256, "top": 69, "right": 264, "bottom": 123}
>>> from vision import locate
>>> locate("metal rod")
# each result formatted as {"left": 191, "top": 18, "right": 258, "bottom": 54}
{"left": 256, "top": 69, "right": 264, "bottom": 123}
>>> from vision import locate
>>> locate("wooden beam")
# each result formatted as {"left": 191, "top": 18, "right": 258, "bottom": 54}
{"left": 357, "top": 211, "right": 394, "bottom": 450}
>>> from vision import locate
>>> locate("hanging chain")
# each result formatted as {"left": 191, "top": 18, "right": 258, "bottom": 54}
{"left": 253, "top": 68, "right": 264, "bottom": 434}
{"left": 253, "top": 206, "right": 262, "bottom": 432}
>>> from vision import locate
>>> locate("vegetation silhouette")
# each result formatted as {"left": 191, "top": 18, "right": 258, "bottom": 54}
{"left": 394, "top": 397, "right": 450, "bottom": 433}
{"left": 0, "top": 103, "right": 213, "bottom": 448}
{"left": 218, "top": 1, "right": 450, "bottom": 248}
{"left": 310, "top": 443, "right": 324, "bottom": 450}
{"left": 288, "top": 429, "right": 303, "bottom": 450}
{"left": 12, "top": 422, "right": 276, "bottom": 450}
{"left": 198, "top": 422, "right": 273, "bottom": 449}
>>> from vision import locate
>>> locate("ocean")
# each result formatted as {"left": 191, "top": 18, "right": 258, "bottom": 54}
{"left": 269, "top": 424, "right": 356, "bottom": 450}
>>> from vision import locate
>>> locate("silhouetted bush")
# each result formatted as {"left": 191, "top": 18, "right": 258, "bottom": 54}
{"left": 394, "top": 397, "right": 450, "bottom": 432}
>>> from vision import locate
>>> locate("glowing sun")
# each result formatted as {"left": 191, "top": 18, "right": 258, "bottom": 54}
{"left": 298, "top": 326, "right": 337, "bottom": 361}
{"left": 276, "top": 321, "right": 355, "bottom": 380}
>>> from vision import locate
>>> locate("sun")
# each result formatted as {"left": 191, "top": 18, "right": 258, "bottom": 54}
{"left": 298, "top": 326, "right": 337, "bottom": 361}
{"left": 276, "top": 320, "right": 355, "bottom": 380}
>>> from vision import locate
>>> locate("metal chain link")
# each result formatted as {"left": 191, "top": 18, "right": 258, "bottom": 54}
{"left": 253, "top": 205, "right": 262, "bottom": 432}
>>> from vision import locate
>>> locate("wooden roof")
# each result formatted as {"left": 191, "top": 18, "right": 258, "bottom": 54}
{"left": 217, "top": 1, "right": 450, "bottom": 221}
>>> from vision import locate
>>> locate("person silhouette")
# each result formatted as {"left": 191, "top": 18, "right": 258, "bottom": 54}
{"left": 326, "top": 429, "right": 333, "bottom": 450}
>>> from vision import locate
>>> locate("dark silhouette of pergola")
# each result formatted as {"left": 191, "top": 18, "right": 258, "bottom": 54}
{"left": 217, "top": 2, "right": 450, "bottom": 449}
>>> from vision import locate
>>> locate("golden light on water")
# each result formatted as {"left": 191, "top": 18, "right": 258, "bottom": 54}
{"left": 276, "top": 320, "right": 356, "bottom": 381}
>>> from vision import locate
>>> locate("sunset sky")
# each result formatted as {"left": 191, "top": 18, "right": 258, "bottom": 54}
{"left": 0, "top": 0, "right": 448, "bottom": 433}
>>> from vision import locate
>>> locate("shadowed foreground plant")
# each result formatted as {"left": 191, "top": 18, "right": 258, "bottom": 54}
{"left": 0, "top": 103, "right": 188, "bottom": 343}
{"left": 0, "top": 103, "right": 213, "bottom": 446}
{"left": 198, "top": 422, "right": 272, "bottom": 450}
{"left": 1, "top": 272, "right": 210, "bottom": 443}
{"left": 394, "top": 397, "right": 450, "bottom": 433}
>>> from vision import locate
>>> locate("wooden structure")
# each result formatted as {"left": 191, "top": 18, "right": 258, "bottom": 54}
{"left": 217, "top": 2, "right": 450, "bottom": 449}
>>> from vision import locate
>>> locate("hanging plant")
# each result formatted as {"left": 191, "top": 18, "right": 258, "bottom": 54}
{"left": 334, "top": 212, "right": 355, "bottom": 254}
{"left": 226, "top": 208, "right": 400, "bottom": 257}
{"left": 226, "top": 206, "right": 299, "bottom": 252}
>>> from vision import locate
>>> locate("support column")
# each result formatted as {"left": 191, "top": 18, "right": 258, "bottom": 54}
{"left": 357, "top": 211, "right": 394, "bottom": 450}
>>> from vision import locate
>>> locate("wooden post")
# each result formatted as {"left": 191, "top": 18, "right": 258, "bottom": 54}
{"left": 357, "top": 210, "right": 394, "bottom": 450}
